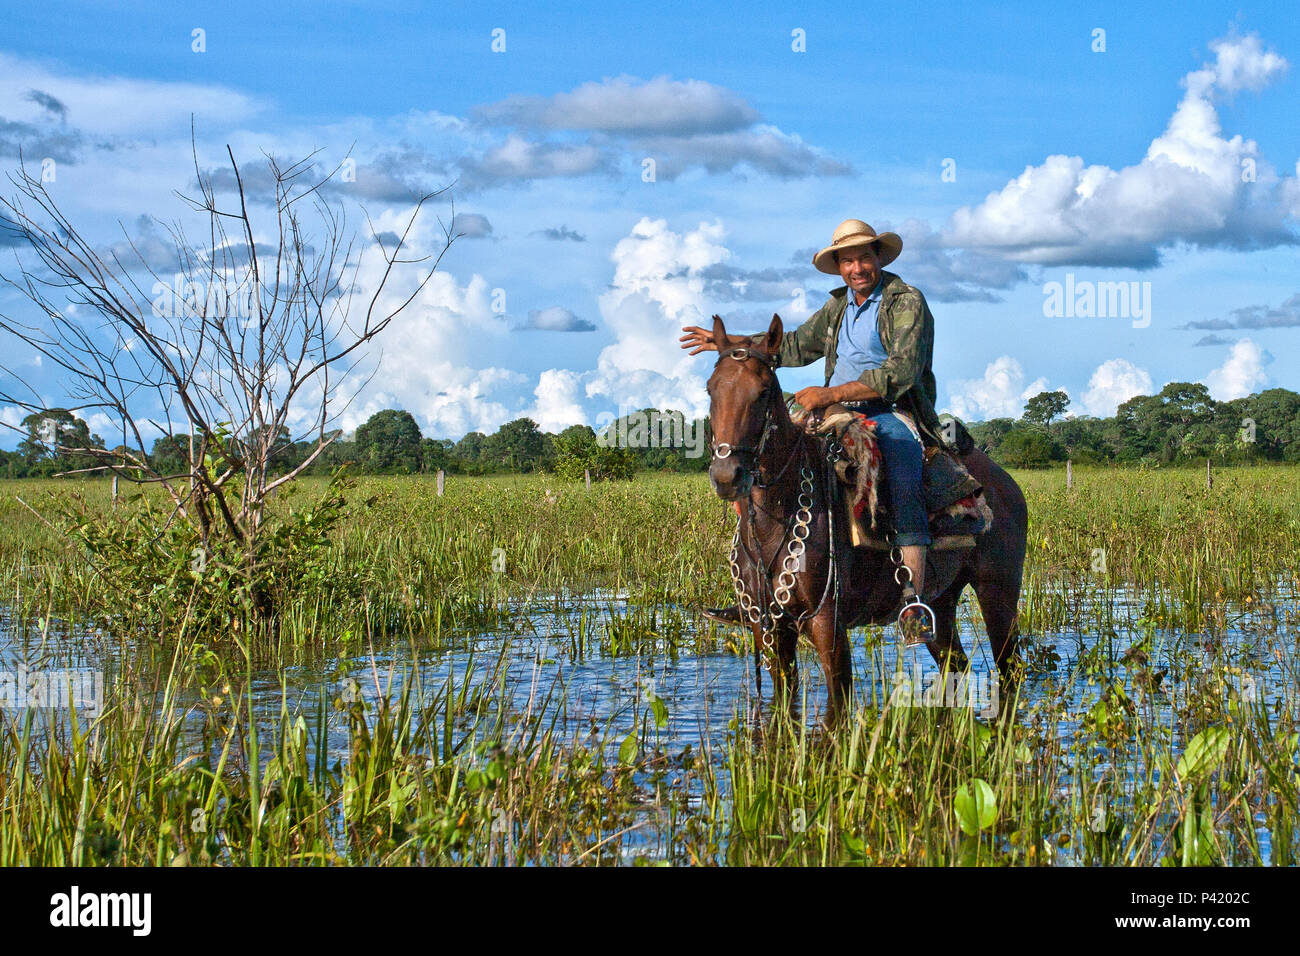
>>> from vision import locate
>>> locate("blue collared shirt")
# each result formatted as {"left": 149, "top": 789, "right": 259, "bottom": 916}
{"left": 827, "top": 279, "right": 887, "bottom": 387}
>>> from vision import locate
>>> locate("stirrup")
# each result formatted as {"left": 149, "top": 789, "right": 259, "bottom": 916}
{"left": 891, "top": 553, "right": 936, "bottom": 647}
{"left": 898, "top": 596, "right": 936, "bottom": 647}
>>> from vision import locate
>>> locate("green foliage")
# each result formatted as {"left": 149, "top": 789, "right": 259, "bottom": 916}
{"left": 1170, "top": 726, "right": 1232, "bottom": 867}
{"left": 997, "top": 427, "right": 1064, "bottom": 467}
{"left": 480, "top": 418, "right": 545, "bottom": 471}
{"left": 1176, "top": 726, "right": 1231, "bottom": 784}
{"left": 1050, "top": 415, "right": 1110, "bottom": 463}
{"left": 420, "top": 437, "right": 457, "bottom": 473}
{"left": 454, "top": 431, "right": 487, "bottom": 463}
{"left": 53, "top": 468, "right": 357, "bottom": 637}
{"left": 960, "top": 384, "right": 1300, "bottom": 468}
{"left": 600, "top": 408, "right": 709, "bottom": 473}
{"left": 16, "top": 408, "right": 105, "bottom": 476}
{"left": 1022, "top": 390, "right": 1069, "bottom": 426}
{"left": 1113, "top": 382, "right": 1218, "bottom": 464}
{"left": 552, "top": 428, "right": 637, "bottom": 481}
{"left": 355, "top": 409, "right": 423, "bottom": 473}
{"left": 953, "top": 778, "right": 998, "bottom": 835}
{"left": 1, "top": 467, "right": 1299, "bottom": 865}
{"left": 7, "top": 385, "right": 1300, "bottom": 481}
{"left": 966, "top": 417, "right": 1017, "bottom": 455}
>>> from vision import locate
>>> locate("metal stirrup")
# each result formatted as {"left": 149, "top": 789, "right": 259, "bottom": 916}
{"left": 892, "top": 556, "right": 936, "bottom": 647}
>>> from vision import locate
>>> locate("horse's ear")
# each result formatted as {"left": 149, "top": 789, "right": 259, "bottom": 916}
{"left": 711, "top": 314, "right": 727, "bottom": 349}
{"left": 765, "top": 313, "right": 783, "bottom": 354}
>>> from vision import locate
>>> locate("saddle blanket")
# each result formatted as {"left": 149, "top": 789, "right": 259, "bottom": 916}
{"left": 789, "top": 401, "right": 993, "bottom": 543}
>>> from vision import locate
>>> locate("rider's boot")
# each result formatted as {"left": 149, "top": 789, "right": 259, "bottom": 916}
{"left": 901, "top": 544, "right": 927, "bottom": 600}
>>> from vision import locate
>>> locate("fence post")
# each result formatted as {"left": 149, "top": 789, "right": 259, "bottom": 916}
{"left": 111, "top": 475, "right": 119, "bottom": 508}
{"left": 584, "top": 468, "right": 591, "bottom": 490}
{"left": 1206, "top": 458, "right": 1212, "bottom": 491}
{"left": 1066, "top": 459, "right": 1073, "bottom": 490}
{"left": 436, "top": 469, "right": 445, "bottom": 496}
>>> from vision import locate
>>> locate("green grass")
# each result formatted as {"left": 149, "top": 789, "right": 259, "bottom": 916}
{"left": 0, "top": 464, "right": 1297, "bottom": 865}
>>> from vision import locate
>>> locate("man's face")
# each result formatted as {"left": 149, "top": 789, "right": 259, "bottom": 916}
{"left": 837, "top": 246, "right": 881, "bottom": 298}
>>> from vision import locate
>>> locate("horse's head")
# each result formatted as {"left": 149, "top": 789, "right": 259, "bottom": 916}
{"left": 706, "top": 313, "right": 784, "bottom": 500}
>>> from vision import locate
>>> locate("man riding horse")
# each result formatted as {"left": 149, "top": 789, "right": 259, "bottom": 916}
{"left": 680, "top": 218, "right": 942, "bottom": 634}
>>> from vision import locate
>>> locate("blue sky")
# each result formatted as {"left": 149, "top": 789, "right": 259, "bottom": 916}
{"left": 2, "top": 0, "right": 1298, "bottom": 445}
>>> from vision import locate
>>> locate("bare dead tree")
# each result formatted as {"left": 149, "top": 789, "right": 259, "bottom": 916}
{"left": 0, "top": 142, "right": 455, "bottom": 598}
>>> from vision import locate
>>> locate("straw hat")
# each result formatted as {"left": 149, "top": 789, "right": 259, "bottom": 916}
{"left": 812, "top": 219, "right": 902, "bottom": 275}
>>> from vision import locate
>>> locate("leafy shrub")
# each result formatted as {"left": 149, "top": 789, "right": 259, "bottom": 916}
{"left": 997, "top": 428, "right": 1065, "bottom": 468}
{"left": 53, "top": 468, "right": 357, "bottom": 639}
{"left": 552, "top": 432, "right": 637, "bottom": 481}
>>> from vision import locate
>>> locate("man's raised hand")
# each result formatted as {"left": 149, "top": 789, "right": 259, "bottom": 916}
{"left": 679, "top": 326, "right": 720, "bottom": 355}
{"left": 679, "top": 315, "right": 755, "bottom": 356}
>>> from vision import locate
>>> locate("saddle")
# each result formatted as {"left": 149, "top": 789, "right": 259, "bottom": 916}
{"left": 791, "top": 402, "right": 993, "bottom": 550}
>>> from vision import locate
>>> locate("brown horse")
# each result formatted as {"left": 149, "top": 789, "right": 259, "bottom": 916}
{"left": 705, "top": 314, "right": 1028, "bottom": 722}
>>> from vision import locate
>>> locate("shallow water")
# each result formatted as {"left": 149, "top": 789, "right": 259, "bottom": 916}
{"left": 2, "top": 582, "right": 1296, "bottom": 864}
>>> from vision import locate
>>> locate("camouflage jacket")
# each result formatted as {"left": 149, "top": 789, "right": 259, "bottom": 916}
{"left": 755, "top": 270, "right": 946, "bottom": 447}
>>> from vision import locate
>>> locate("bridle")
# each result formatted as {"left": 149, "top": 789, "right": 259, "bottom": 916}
{"left": 709, "top": 346, "right": 795, "bottom": 489}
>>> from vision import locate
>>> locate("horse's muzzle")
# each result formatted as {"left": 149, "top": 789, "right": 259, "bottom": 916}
{"left": 709, "top": 457, "right": 753, "bottom": 500}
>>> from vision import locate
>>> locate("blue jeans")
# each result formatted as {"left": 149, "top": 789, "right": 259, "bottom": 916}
{"left": 849, "top": 400, "right": 931, "bottom": 547}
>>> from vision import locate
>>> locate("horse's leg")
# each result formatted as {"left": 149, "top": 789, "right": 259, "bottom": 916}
{"left": 756, "top": 619, "right": 799, "bottom": 713}
{"left": 925, "top": 576, "right": 970, "bottom": 675}
{"left": 776, "top": 620, "right": 800, "bottom": 719}
{"left": 807, "top": 609, "right": 852, "bottom": 725}
{"left": 974, "top": 579, "right": 1023, "bottom": 720}
{"left": 960, "top": 448, "right": 1028, "bottom": 719}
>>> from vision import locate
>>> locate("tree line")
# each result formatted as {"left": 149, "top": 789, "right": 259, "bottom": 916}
{"left": 0, "top": 407, "right": 711, "bottom": 480}
{"left": 5, "top": 383, "right": 1298, "bottom": 480}
{"left": 968, "top": 383, "right": 1300, "bottom": 467}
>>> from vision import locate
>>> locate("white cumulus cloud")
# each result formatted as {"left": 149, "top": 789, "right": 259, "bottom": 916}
{"left": 944, "top": 32, "right": 1295, "bottom": 266}
{"left": 1081, "top": 358, "right": 1154, "bottom": 416}
{"left": 1200, "top": 32, "right": 1288, "bottom": 94}
{"left": 943, "top": 355, "right": 1062, "bottom": 421}
{"left": 340, "top": 217, "right": 734, "bottom": 436}
{"left": 1203, "top": 338, "right": 1270, "bottom": 399}
{"left": 525, "top": 369, "right": 589, "bottom": 432}
{"left": 583, "top": 218, "right": 729, "bottom": 417}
